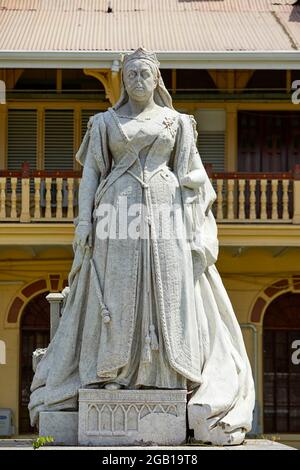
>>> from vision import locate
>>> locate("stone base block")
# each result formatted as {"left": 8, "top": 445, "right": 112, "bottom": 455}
{"left": 78, "top": 389, "right": 187, "bottom": 446}
{"left": 39, "top": 411, "right": 78, "bottom": 446}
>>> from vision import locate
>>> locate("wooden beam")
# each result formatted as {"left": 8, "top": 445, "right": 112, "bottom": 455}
{"left": 83, "top": 69, "right": 121, "bottom": 104}
{"left": 56, "top": 69, "right": 62, "bottom": 93}
{"left": 0, "top": 104, "right": 7, "bottom": 169}
{"left": 0, "top": 69, "right": 23, "bottom": 89}
{"left": 226, "top": 104, "right": 238, "bottom": 171}
{"left": 235, "top": 70, "right": 254, "bottom": 90}
{"left": 208, "top": 70, "right": 254, "bottom": 92}
{"left": 227, "top": 71, "right": 235, "bottom": 94}
{"left": 286, "top": 70, "right": 292, "bottom": 94}
{"left": 208, "top": 70, "right": 227, "bottom": 90}
{"left": 37, "top": 107, "right": 44, "bottom": 170}
{"left": 172, "top": 69, "right": 176, "bottom": 94}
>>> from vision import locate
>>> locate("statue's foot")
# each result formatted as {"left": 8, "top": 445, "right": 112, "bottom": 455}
{"left": 104, "top": 382, "right": 122, "bottom": 390}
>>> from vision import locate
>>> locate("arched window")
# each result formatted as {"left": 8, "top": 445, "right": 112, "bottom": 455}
{"left": 19, "top": 292, "right": 50, "bottom": 434}
{"left": 263, "top": 292, "right": 300, "bottom": 433}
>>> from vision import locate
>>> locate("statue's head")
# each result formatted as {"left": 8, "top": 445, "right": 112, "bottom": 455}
{"left": 122, "top": 48, "right": 160, "bottom": 102}
{"left": 114, "top": 47, "right": 174, "bottom": 110}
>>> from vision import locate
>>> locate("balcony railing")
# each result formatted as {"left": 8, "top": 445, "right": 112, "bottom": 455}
{"left": 0, "top": 164, "right": 81, "bottom": 223}
{"left": 210, "top": 170, "right": 295, "bottom": 224}
{"left": 0, "top": 164, "right": 300, "bottom": 224}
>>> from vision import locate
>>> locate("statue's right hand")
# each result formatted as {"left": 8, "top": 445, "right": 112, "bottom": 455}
{"left": 73, "top": 222, "right": 92, "bottom": 251}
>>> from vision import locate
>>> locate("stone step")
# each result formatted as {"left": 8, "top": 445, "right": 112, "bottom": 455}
{"left": 0, "top": 439, "right": 296, "bottom": 450}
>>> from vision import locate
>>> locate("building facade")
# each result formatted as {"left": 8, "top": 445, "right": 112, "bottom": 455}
{"left": 0, "top": 0, "right": 300, "bottom": 447}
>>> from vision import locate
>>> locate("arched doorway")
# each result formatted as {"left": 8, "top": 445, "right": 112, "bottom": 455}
{"left": 263, "top": 292, "right": 300, "bottom": 433}
{"left": 19, "top": 291, "right": 50, "bottom": 434}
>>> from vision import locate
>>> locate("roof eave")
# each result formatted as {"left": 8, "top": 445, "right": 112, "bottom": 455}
{"left": 0, "top": 50, "right": 300, "bottom": 69}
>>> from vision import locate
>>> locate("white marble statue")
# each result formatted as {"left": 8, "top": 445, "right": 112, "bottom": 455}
{"left": 29, "top": 48, "right": 255, "bottom": 445}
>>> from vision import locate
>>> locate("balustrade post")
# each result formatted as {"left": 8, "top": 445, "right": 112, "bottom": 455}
{"left": 33, "top": 177, "right": 41, "bottom": 220}
{"left": 10, "top": 177, "right": 17, "bottom": 219}
{"left": 238, "top": 179, "right": 245, "bottom": 220}
{"left": 271, "top": 180, "right": 279, "bottom": 221}
{"left": 45, "top": 177, "right": 52, "bottom": 219}
{"left": 0, "top": 177, "right": 6, "bottom": 219}
{"left": 249, "top": 180, "right": 257, "bottom": 220}
{"left": 227, "top": 179, "right": 235, "bottom": 220}
{"left": 67, "top": 178, "right": 74, "bottom": 220}
{"left": 260, "top": 179, "right": 267, "bottom": 221}
{"left": 282, "top": 179, "right": 289, "bottom": 221}
{"left": 216, "top": 179, "right": 223, "bottom": 220}
{"left": 293, "top": 164, "right": 300, "bottom": 224}
{"left": 20, "top": 162, "right": 31, "bottom": 223}
{"left": 56, "top": 177, "right": 63, "bottom": 220}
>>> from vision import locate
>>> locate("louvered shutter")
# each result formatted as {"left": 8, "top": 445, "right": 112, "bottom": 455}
{"left": 7, "top": 109, "right": 37, "bottom": 170}
{"left": 198, "top": 132, "right": 225, "bottom": 172}
{"left": 194, "top": 109, "right": 226, "bottom": 172}
{"left": 44, "top": 110, "right": 74, "bottom": 170}
{"left": 81, "top": 109, "right": 101, "bottom": 138}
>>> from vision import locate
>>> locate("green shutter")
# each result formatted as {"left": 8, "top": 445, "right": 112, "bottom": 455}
{"left": 44, "top": 110, "right": 74, "bottom": 170}
{"left": 7, "top": 109, "right": 37, "bottom": 170}
{"left": 198, "top": 131, "right": 225, "bottom": 172}
{"left": 81, "top": 109, "right": 101, "bottom": 138}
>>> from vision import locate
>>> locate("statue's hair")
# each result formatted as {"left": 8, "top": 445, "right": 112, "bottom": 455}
{"left": 113, "top": 48, "right": 174, "bottom": 111}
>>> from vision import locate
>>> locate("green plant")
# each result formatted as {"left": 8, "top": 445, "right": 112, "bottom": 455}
{"left": 32, "top": 436, "right": 54, "bottom": 450}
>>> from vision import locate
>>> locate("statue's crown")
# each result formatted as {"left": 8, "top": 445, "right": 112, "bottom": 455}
{"left": 122, "top": 47, "right": 160, "bottom": 68}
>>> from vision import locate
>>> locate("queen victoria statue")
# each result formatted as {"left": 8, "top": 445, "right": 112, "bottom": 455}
{"left": 29, "top": 48, "right": 255, "bottom": 446}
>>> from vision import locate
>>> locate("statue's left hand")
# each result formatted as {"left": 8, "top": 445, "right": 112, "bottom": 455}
{"left": 73, "top": 222, "right": 92, "bottom": 251}
{"left": 181, "top": 169, "right": 206, "bottom": 189}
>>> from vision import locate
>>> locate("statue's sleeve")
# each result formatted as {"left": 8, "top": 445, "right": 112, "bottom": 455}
{"left": 75, "top": 116, "right": 93, "bottom": 167}
{"left": 74, "top": 113, "right": 113, "bottom": 226}
{"left": 76, "top": 113, "right": 111, "bottom": 172}
{"left": 74, "top": 116, "right": 101, "bottom": 225}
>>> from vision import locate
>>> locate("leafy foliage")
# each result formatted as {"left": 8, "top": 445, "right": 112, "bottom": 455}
{"left": 32, "top": 436, "right": 54, "bottom": 450}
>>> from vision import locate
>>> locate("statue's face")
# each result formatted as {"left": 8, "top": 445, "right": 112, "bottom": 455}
{"left": 123, "top": 60, "right": 157, "bottom": 101}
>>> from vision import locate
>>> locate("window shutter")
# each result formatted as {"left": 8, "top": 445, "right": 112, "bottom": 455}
{"left": 198, "top": 131, "right": 225, "bottom": 172}
{"left": 7, "top": 109, "right": 37, "bottom": 170}
{"left": 81, "top": 109, "right": 101, "bottom": 138}
{"left": 44, "top": 110, "right": 74, "bottom": 170}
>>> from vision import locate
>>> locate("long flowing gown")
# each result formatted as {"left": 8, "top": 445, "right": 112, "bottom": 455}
{"left": 29, "top": 105, "right": 255, "bottom": 445}
{"left": 99, "top": 110, "right": 191, "bottom": 389}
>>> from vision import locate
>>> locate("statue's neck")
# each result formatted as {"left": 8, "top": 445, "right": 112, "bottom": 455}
{"left": 126, "top": 96, "right": 157, "bottom": 117}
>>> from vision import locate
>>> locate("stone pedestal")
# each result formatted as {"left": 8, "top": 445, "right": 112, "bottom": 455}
{"left": 78, "top": 389, "right": 187, "bottom": 446}
{"left": 39, "top": 411, "right": 78, "bottom": 446}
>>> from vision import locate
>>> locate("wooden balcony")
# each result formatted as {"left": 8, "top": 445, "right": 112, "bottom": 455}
{"left": 0, "top": 166, "right": 81, "bottom": 223}
{"left": 0, "top": 165, "right": 300, "bottom": 225}
{"left": 210, "top": 169, "right": 298, "bottom": 225}
{"left": 0, "top": 165, "right": 300, "bottom": 248}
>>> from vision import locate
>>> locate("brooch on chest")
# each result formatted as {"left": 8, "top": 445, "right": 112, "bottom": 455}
{"left": 162, "top": 116, "right": 177, "bottom": 138}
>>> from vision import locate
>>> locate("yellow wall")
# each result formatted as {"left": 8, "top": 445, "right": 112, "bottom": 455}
{"left": 1, "top": 244, "right": 300, "bottom": 443}
{"left": 0, "top": 248, "right": 71, "bottom": 434}
{"left": 217, "top": 245, "right": 300, "bottom": 447}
